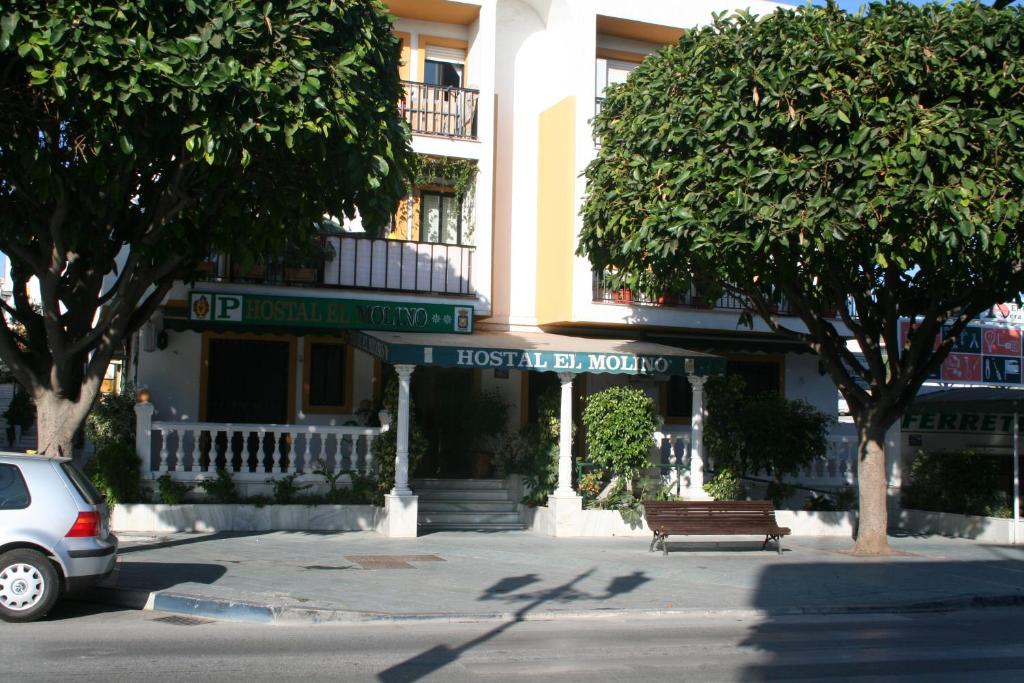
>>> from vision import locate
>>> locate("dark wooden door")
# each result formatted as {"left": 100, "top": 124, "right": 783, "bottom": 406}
{"left": 206, "top": 338, "right": 289, "bottom": 424}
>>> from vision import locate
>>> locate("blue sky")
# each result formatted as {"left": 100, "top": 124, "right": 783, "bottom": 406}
{"left": 780, "top": 1, "right": 979, "bottom": 11}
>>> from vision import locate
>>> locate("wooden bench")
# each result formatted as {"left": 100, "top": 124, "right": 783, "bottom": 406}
{"left": 643, "top": 501, "right": 791, "bottom": 556}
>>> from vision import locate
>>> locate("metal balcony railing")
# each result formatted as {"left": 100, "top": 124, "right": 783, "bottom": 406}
{"left": 200, "top": 236, "right": 475, "bottom": 297}
{"left": 591, "top": 272, "right": 796, "bottom": 315}
{"left": 399, "top": 81, "right": 479, "bottom": 140}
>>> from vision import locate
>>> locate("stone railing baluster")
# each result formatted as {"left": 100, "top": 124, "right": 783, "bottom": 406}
{"left": 172, "top": 428, "right": 185, "bottom": 472}
{"left": 190, "top": 428, "right": 203, "bottom": 474}
{"left": 157, "top": 426, "right": 169, "bottom": 473}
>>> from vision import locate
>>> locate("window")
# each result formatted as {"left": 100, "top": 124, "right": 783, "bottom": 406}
{"left": 0, "top": 464, "right": 30, "bottom": 510}
{"left": 424, "top": 59, "right": 463, "bottom": 88}
{"left": 304, "top": 340, "right": 352, "bottom": 413}
{"left": 420, "top": 190, "right": 464, "bottom": 245}
{"left": 60, "top": 462, "right": 103, "bottom": 506}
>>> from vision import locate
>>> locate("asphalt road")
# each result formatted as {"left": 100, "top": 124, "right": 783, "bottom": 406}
{"left": 2, "top": 602, "right": 1023, "bottom": 682}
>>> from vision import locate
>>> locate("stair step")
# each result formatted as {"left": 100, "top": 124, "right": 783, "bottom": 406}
{"left": 415, "top": 489, "right": 513, "bottom": 501}
{"left": 412, "top": 478, "right": 508, "bottom": 490}
{"left": 420, "top": 523, "right": 525, "bottom": 532}
{"left": 418, "top": 501, "right": 519, "bottom": 513}
{"left": 419, "top": 511, "right": 523, "bottom": 525}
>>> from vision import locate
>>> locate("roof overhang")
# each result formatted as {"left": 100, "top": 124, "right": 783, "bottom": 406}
{"left": 352, "top": 330, "right": 724, "bottom": 376}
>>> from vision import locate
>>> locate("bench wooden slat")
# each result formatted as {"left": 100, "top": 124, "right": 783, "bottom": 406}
{"left": 642, "top": 500, "right": 790, "bottom": 556}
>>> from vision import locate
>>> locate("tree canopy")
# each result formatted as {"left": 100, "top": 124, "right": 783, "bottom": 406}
{"left": 579, "top": 1, "right": 1024, "bottom": 553}
{"left": 0, "top": 0, "right": 413, "bottom": 454}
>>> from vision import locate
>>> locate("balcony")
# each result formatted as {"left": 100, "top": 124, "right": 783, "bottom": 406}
{"left": 201, "top": 236, "right": 475, "bottom": 297}
{"left": 592, "top": 272, "right": 796, "bottom": 315}
{"left": 399, "top": 81, "right": 479, "bottom": 140}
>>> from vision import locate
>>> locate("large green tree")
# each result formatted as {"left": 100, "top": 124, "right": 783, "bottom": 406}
{"left": 579, "top": 1, "right": 1024, "bottom": 554}
{"left": 0, "top": 0, "right": 413, "bottom": 457}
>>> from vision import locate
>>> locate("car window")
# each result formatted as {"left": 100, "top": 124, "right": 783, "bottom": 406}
{"left": 0, "top": 464, "right": 31, "bottom": 510}
{"left": 60, "top": 462, "right": 104, "bottom": 506}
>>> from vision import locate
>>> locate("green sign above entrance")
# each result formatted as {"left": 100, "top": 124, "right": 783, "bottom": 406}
{"left": 351, "top": 331, "right": 725, "bottom": 377}
{"left": 187, "top": 291, "right": 473, "bottom": 334}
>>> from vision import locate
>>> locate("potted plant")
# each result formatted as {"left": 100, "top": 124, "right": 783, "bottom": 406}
{"left": 231, "top": 260, "right": 268, "bottom": 281}
{"left": 284, "top": 236, "right": 334, "bottom": 284}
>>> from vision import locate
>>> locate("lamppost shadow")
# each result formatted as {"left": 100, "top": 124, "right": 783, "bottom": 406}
{"left": 376, "top": 568, "right": 651, "bottom": 683}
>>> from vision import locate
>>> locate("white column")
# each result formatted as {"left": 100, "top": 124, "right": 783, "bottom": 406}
{"left": 391, "top": 364, "right": 415, "bottom": 496}
{"left": 553, "top": 372, "right": 576, "bottom": 497}
{"left": 1013, "top": 411, "right": 1020, "bottom": 545}
{"left": 134, "top": 400, "right": 155, "bottom": 474}
{"left": 686, "top": 374, "right": 712, "bottom": 500}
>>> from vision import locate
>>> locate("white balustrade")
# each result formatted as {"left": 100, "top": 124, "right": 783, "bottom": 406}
{"left": 653, "top": 428, "right": 692, "bottom": 491}
{"left": 649, "top": 423, "right": 858, "bottom": 491}
{"left": 142, "top": 419, "right": 383, "bottom": 484}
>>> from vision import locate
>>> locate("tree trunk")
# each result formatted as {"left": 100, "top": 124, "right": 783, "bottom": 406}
{"left": 35, "top": 388, "right": 97, "bottom": 458}
{"left": 853, "top": 421, "right": 892, "bottom": 555}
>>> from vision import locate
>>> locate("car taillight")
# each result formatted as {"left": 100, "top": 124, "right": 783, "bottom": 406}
{"left": 66, "top": 511, "right": 100, "bottom": 538}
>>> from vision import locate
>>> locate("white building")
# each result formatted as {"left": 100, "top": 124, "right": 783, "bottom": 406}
{"left": 132, "top": 0, "right": 858, "bottom": 538}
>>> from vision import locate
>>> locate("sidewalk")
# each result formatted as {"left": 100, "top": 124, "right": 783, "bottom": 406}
{"left": 86, "top": 530, "right": 1024, "bottom": 625}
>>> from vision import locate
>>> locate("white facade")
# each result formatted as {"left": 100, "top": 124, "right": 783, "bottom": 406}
{"left": 131, "top": 1, "right": 853, "bottom": 538}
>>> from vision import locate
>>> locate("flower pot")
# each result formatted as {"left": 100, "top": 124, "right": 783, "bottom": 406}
{"left": 613, "top": 288, "right": 632, "bottom": 304}
{"left": 232, "top": 264, "right": 267, "bottom": 281}
{"left": 285, "top": 267, "right": 317, "bottom": 284}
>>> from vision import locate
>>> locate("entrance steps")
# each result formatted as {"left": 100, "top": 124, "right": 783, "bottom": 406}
{"left": 413, "top": 478, "right": 525, "bottom": 532}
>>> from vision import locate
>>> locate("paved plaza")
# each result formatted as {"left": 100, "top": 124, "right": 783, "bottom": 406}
{"left": 87, "top": 530, "right": 1024, "bottom": 624}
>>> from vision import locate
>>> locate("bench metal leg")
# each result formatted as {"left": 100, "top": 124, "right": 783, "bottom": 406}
{"left": 662, "top": 534, "right": 669, "bottom": 557}
{"left": 649, "top": 533, "right": 659, "bottom": 553}
{"left": 761, "top": 535, "right": 770, "bottom": 550}
{"left": 776, "top": 535, "right": 784, "bottom": 556}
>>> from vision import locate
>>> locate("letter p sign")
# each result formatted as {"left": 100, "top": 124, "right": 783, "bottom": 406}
{"left": 214, "top": 295, "right": 243, "bottom": 322}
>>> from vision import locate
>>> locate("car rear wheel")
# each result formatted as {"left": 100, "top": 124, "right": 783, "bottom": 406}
{"left": 0, "top": 549, "right": 60, "bottom": 623}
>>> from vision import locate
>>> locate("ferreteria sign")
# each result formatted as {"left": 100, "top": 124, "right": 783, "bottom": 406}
{"left": 187, "top": 291, "right": 473, "bottom": 334}
{"left": 902, "top": 412, "right": 1017, "bottom": 434}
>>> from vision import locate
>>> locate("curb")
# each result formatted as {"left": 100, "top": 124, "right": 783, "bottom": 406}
{"left": 77, "top": 586, "right": 1024, "bottom": 626}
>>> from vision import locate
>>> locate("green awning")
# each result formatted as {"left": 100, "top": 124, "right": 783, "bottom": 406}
{"left": 351, "top": 330, "right": 725, "bottom": 376}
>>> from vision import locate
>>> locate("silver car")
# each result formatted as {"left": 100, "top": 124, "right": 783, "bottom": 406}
{"left": 0, "top": 452, "right": 118, "bottom": 622}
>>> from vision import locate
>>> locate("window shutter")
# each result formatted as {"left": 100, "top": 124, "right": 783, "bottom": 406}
{"left": 425, "top": 45, "right": 465, "bottom": 65}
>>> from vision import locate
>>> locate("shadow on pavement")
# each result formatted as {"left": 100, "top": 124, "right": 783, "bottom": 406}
{"left": 738, "top": 553, "right": 1024, "bottom": 680}
{"left": 117, "top": 531, "right": 267, "bottom": 554}
{"left": 45, "top": 597, "right": 133, "bottom": 622}
{"left": 107, "top": 561, "right": 228, "bottom": 592}
{"left": 377, "top": 568, "right": 651, "bottom": 683}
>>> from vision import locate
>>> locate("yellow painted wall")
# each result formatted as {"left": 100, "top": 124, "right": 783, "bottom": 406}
{"left": 536, "top": 97, "right": 576, "bottom": 325}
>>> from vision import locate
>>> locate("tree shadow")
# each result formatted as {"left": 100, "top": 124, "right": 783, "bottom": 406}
{"left": 377, "top": 568, "right": 651, "bottom": 682}
{"left": 738, "top": 554, "right": 1024, "bottom": 680}
{"left": 117, "top": 530, "right": 267, "bottom": 554}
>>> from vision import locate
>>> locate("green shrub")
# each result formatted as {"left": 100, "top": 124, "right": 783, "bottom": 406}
{"left": 803, "top": 486, "right": 857, "bottom": 512}
{"left": 87, "top": 440, "right": 141, "bottom": 504}
{"left": 268, "top": 473, "right": 309, "bottom": 504}
{"left": 705, "top": 375, "right": 831, "bottom": 506}
{"left": 86, "top": 387, "right": 136, "bottom": 451}
{"left": 493, "top": 388, "right": 563, "bottom": 506}
{"left": 582, "top": 386, "right": 658, "bottom": 482}
{"left": 902, "top": 450, "right": 1009, "bottom": 517}
{"left": 704, "top": 467, "right": 746, "bottom": 502}
{"left": 157, "top": 474, "right": 190, "bottom": 505}
{"left": 199, "top": 468, "right": 239, "bottom": 503}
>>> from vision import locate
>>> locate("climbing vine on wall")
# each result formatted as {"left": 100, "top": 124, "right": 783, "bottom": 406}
{"left": 410, "top": 154, "right": 478, "bottom": 199}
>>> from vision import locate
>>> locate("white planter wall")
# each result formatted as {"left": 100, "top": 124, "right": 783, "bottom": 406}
{"left": 112, "top": 504, "right": 378, "bottom": 533}
{"left": 895, "top": 508, "right": 1022, "bottom": 545}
